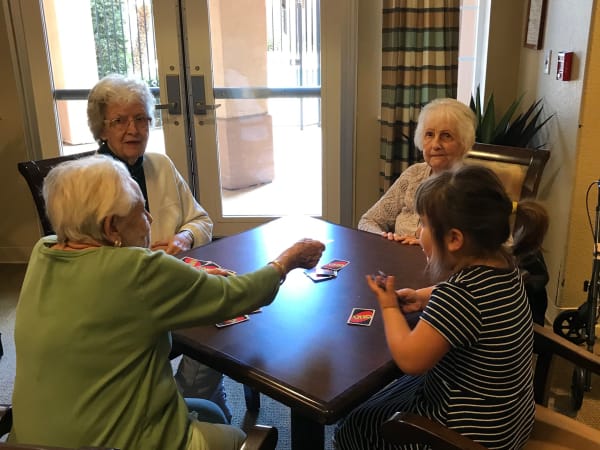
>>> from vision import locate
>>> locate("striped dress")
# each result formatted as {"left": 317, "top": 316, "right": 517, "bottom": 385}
{"left": 334, "top": 265, "right": 535, "bottom": 450}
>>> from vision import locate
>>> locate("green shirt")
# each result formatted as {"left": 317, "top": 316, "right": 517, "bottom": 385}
{"left": 10, "top": 237, "right": 280, "bottom": 450}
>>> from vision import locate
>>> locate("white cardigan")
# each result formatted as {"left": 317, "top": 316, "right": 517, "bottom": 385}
{"left": 143, "top": 152, "right": 213, "bottom": 247}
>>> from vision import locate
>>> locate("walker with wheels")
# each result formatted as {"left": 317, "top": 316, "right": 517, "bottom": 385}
{"left": 552, "top": 178, "right": 600, "bottom": 410}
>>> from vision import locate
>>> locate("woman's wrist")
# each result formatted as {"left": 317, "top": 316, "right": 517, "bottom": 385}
{"left": 179, "top": 229, "right": 194, "bottom": 247}
{"left": 268, "top": 260, "right": 287, "bottom": 284}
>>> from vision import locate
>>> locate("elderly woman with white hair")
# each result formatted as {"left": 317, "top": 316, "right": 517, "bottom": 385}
{"left": 87, "top": 73, "right": 230, "bottom": 419}
{"left": 10, "top": 155, "right": 324, "bottom": 450}
{"left": 358, "top": 98, "right": 476, "bottom": 244}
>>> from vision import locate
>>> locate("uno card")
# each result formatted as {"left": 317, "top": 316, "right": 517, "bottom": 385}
{"left": 215, "top": 315, "right": 249, "bottom": 328}
{"left": 182, "top": 256, "right": 209, "bottom": 268}
{"left": 321, "top": 259, "right": 350, "bottom": 271}
{"left": 347, "top": 308, "right": 375, "bottom": 326}
{"left": 304, "top": 268, "right": 337, "bottom": 282}
{"left": 183, "top": 257, "right": 236, "bottom": 275}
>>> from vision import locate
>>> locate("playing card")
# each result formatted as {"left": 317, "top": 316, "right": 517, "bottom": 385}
{"left": 304, "top": 268, "right": 337, "bottom": 282}
{"left": 347, "top": 308, "right": 375, "bottom": 326}
{"left": 215, "top": 315, "right": 249, "bottom": 328}
{"left": 182, "top": 256, "right": 236, "bottom": 275}
{"left": 321, "top": 259, "right": 350, "bottom": 271}
{"left": 182, "top": 256, "right": 213, "bottom": 268}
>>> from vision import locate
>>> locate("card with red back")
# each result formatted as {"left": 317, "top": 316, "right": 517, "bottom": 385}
{"left": 182, "top": 256, "right": 209, "bottom": 268}
{"left": 182, "top": 257, "right": 236, "bottom": 275}
{"left": 321, "top": 259, "right": 350, "bottom": 271}
{"left": 215, "top": 315, "right": 249, "bottom": 328}
{"left": 347, "top": 308, "right": 375, "bottom": 326}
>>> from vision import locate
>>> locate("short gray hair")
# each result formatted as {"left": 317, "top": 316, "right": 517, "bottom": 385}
{"left": 414, "top": 98, "right": 476, "bottom": 154}
{"left": 87, "top": 74, "right": 155, "bottom": 142}
{"left": 43, "top": 154, "right": 144, "bottom": 244}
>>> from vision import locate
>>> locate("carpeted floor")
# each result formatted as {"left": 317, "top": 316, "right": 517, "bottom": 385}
{"left": 1, "top": 262, "right": 599, "bottom": 447}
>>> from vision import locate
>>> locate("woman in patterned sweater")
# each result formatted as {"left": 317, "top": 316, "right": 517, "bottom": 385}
{"left": 358, "top": 98, "right": 476, "bottom": 245}
{"left": 335, "top": 164, "right": 548, "bottom": 450}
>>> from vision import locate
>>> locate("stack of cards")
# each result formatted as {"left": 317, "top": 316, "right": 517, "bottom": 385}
{"left": 182, "top": 256, "right": 236, "bottom": 275}
{"left": 304, "top": 268, "right": 337, "bottom": 282}
{"left": 215, "top": 315, "right": 249, "bottom": 328}
{"left": 304, "top": 258, "right": 350, "bottom": 282}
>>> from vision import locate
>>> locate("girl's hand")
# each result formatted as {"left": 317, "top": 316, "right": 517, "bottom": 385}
{"left": 396, "top": 287, "right": 431, "bottom": 313}
{"left": 366, "top": 274, "right": 399, "bottom": 310}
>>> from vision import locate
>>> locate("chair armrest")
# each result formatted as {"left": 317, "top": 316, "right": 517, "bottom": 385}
{"left": 0, "top": 405, "right": 12, "bottom": 438}
{"left": 240, "top": 425, "right": 278, "bottom": 450}
{"left": 381, "top": 412, "right": 487, "bottom": 450}
{"left": 532, "top": 323, "right": 600, "bottom": 405}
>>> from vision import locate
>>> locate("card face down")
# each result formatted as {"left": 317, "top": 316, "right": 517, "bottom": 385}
{"left": 215, "top": 315, "right": 249, "bottom": 328}
{"left": 347, "top": 308, "right": 375, "bottom": 326}
{"left": 304, "top": 268, "right": 337, "bottom": 282}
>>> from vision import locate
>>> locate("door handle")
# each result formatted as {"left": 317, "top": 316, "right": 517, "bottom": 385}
{"left": 156, "top": 101, "right": 180, "bottom": 112}
{"left": 191, "top": 75, "right": 221, "bottom": 115}
{"left": 194, "top": 102, "right": 221, "bottom": 113}
{"left": 155, "top": 74, "right": 182, "bottom": 115}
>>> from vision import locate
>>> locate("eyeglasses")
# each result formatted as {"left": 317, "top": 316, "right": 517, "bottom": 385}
{"left": 104, "top": 115, "right": 152, "bottom": 131}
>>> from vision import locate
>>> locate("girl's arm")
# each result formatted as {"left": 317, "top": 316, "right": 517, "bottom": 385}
{"left": 366, "top": 276, "right": 450, "bottom": 375}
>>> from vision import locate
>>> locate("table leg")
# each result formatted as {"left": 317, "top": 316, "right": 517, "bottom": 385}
{"left": 243, "top": 384, "right": 261, "bottom": 412}
{"left": 291, "top": 410, "right": 325, "bottom": 450}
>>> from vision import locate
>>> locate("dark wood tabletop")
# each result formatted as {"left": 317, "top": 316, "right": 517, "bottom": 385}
{"left": 173, "top": 216, "right": 429, "bottom": 449}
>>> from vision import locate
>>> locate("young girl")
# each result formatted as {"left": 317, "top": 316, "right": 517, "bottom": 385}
{"left": 334, "top": 164, "right": 548, "bottom": 450}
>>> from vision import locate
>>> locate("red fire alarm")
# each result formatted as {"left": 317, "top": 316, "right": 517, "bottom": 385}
{"left": 557, "top": 51, "right": 573, "bottom": 81}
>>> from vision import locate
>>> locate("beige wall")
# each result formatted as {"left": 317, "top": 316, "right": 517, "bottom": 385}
{"left": 515, "top": 0, "right": 594, "bottom": 316}
{"left": 0, "top": 5, "right": 41, "bottom": 262}
{"left": 562, "top": 0, "right": 600, "bottom": 310}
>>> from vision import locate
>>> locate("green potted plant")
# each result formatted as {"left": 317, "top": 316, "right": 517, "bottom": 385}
{"left": 470, "top": 85, "right": 553, "bottom": 149}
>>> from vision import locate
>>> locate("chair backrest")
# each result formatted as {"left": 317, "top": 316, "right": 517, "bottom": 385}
{"left": 17, "top": 151, "right": 97, "bottom": 236}
{"left": 465, "top": 143, "right": 550, "bottom": 201}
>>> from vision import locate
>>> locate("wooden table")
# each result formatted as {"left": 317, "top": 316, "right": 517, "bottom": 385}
{"left": 173, "top": 216, "right": 429, "bottom": 449}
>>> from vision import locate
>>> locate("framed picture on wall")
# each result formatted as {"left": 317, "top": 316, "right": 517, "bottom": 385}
{"left": 524, "top": 0, "right": 547, "bottom": 49}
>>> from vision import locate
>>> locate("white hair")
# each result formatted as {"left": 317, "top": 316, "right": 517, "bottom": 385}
{"left": 43, "top": 154, "right": 144, "bottom": 244}
{"left": 87, "top": 74, "right": 155, "bottom": 142}
{"left": 414, "top": 98, "right": 476, "bottom": 154}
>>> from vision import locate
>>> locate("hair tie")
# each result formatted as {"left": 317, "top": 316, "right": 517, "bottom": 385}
{"left": 114, "top": 239, "right": 122, "bottom": 248}
{"left": 512, "top": 201, "right": 518, "bottom": 214}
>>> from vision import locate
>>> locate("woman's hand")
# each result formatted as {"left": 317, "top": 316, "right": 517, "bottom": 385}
{"left": 273, "top": 239, "right": 326, "bottom": 274}
{"left": 151, "top": 231, "right": 193, "bottom": 255}
{"left": 380, "top": 232, "right": 420, "bottom": 246}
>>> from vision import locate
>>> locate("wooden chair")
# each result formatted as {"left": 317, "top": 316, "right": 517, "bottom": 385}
{"left": 0, "top": 404, "right": 277, "bottom": 450}
{"left": 465, "top": 143, "right": 550, "bottom": 201}
{"left": 17, "top": 151, "right": 97, "bottom": 236}
{"left": 381, "top": 323, "right": 600, "bottom": 449}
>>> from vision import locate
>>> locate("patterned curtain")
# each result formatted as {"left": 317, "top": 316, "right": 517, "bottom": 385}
{"left": 379, "top": 0, "right": 460, "bottom": 193}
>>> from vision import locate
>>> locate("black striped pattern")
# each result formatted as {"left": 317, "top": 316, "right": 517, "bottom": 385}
{"left": 334, "top": 266, "right": 535, "bottom": 450}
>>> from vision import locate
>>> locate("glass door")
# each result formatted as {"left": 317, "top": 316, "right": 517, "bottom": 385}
{"left": 6, "top": 0, "right": 355, "bottom": 235}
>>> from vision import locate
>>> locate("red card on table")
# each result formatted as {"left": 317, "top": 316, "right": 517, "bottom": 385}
{"left": 347, "top": 308, "right": 375, "bottom": 326}
{"left": 215, "top": 315, "right": 249, "bottom": 328}
{"left": 321, "top": 259, "right": 350, "bottom": 271}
